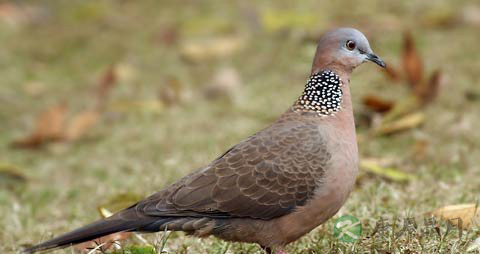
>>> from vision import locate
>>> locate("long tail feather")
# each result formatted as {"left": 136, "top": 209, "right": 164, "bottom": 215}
{"left": 24, "top": 210, "right": 158, "bottom": 253}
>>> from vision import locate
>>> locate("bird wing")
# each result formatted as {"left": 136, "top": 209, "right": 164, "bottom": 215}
{"left": 135, "top": 120, "right": 331, "bottom": 220}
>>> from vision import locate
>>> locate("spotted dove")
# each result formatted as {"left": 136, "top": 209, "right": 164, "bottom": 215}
{"left": 25, "top": 28, "right": 385, "bottom": 254}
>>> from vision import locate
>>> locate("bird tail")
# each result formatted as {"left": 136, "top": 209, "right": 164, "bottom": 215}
{"left": 23, "top": 209, "right": 160, "bottom": 253}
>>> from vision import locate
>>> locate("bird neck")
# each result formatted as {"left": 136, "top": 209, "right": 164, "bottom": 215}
{"left": 293, "top": 70, "right": 345, "bottom": 116}
{"left": 311, "top": 47, "right": 355, "bottom": 76}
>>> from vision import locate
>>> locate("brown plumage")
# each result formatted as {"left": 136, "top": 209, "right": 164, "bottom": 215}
{"left": 25, "top": 28, "right": 385, "bottom": 254}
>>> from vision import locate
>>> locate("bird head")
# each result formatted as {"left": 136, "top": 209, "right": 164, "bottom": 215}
{"left": 312, "top": 28, "right": 386, "bottom": 74}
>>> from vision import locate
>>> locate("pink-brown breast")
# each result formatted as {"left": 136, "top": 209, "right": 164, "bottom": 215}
{"left": 214, "top": 84, "right": 358, "bottom": 248}
{"left": 272, "top": 87, "right": 358, "bottom": 246}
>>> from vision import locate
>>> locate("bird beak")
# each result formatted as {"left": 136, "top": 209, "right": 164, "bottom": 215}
{"left": 366, "top": 53, "right": 386, "bottom": 68}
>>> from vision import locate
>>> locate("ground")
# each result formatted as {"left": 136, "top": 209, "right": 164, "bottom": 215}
{"left": 1, "top": 0, "right": 479, "bottom": 253}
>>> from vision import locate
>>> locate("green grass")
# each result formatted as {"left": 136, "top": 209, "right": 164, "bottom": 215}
{"left": 1, "top": 0, "right": 480, "bottom": 253}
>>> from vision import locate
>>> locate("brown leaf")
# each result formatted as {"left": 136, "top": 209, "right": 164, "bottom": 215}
{"left": 362, "top": 95, "right": 394, "bottom": 113}
{"left": 419, "top": 69, "right": 442, "bottom": 104}
{"left": 383, "top": 64, "right": 401, "bottom": 81}
{"left": 156, "top": 24, "right": 179, "bottom": 46}
{"left": 0, "top": 3, "right": 47, "bottom": 27}
{"left": 96, "top": 66, "right": 117, "bottom": 110}
{"left": 403, "top": 31, "right": 423, "bottom": 88}
{"left": 64, "top": 111, "right": 100, "bottom": 141}
{"left": 73, "top": 231, "right": 132, "bottom": 253}
{"left": 11, "top": 103, "right": 67, "bottom": 148}
{"left": 427, "top": 203, "right": 480, "bottom": 229}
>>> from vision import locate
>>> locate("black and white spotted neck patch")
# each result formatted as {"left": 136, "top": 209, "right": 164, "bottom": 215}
{"left": 294, "top": 70, "right": 343, "bottom": 116}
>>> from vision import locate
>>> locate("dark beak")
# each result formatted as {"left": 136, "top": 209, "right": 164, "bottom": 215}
{"left": 366, "top": 53, "right": 386, "bottom": 68}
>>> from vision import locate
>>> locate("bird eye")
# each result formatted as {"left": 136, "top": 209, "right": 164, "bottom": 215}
{"left": 346, "top": 40, "right": 356, "bottom": 51}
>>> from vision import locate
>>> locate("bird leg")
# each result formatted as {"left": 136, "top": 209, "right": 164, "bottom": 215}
{"left": 261, "top": 246, "right": 288, "bottom": 254}
{"left": 261, "top": 246, "right": 272, "bottom": 254}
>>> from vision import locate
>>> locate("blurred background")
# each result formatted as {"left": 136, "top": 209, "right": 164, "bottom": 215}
{"left": 1, "top": 0, "right": 479, "bottom": 253}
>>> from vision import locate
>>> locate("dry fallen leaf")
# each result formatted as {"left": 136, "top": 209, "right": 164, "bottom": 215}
{"left": 362, "top": 95, "right": 394, "bottom": 113}
{"left": 0, "top": 163, "right": 27, "bottom": 190}
{"left": 73, "top": 231, "right": 132, "bottom": 253}
{"left": 111, "top": 100, "right": 164, "bottom": 114}
{"left": 204, "top": 67, "right": 242, "bottom": 101}
{"left": 427, "top": 203, "right": 480, "bottom": 229}
{"left": 383, "top": 64, "right": 401, "bottom": 82}
{"left": 180, "top": 36, "right": 246, "bottom": 62}
{"left": 403, "top": 31, "right": 423, "bottom": 88}
{"left": 420, "top": 69, "right": 442, "bottom": 105}
{"left": 23, "top": 81, "right": 46, "bottom": 97}
{"left": 97, "top": 193, "right": 142, "bottom": 215}
{"left": 0, "top": 3, "right": 47, "bottom": 27}
{"left": 95, "top": 65, "right": 117, "bottom": 110}
{"left": 116, "top": 63, "right": 137, "bottom": 84}
{"left": 379, "top": 30, "right": 442, "bottom": 111}
{"left": 375, "top": 112, "right": 425, "bottom": 135}
{"left": 12, "top": 103, "right": 103, "bottom": 148}
{"left": 11, "top": 65, "right": 116, "bottom": 149}
{"left": 11, "top": 103, "right": 67, "bottom": 148}
{"left": 380, "top": 96, "right": 422, "bottom": 125}
{"left": 74, "top": 193, "right": 143, "bottom": 253}
{"left": 360, "top": 159, "right": 415, "bottom": 182}
{"left": 156, "top": 24, "right": 179, "bottom": 46}
{"left": 368, "top": 31, "right": 441, "bottom": 135}
{"left": 64, "top": 111, "right": 100, "bottom": 141}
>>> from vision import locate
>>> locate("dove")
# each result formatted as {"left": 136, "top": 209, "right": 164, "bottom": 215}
{"left": 25, "top": 28, "right": 385, "bottom": 254}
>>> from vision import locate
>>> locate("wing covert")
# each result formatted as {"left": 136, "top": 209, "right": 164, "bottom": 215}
{"left": 137, "top": 121, "right": 330, "bottom": 220}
